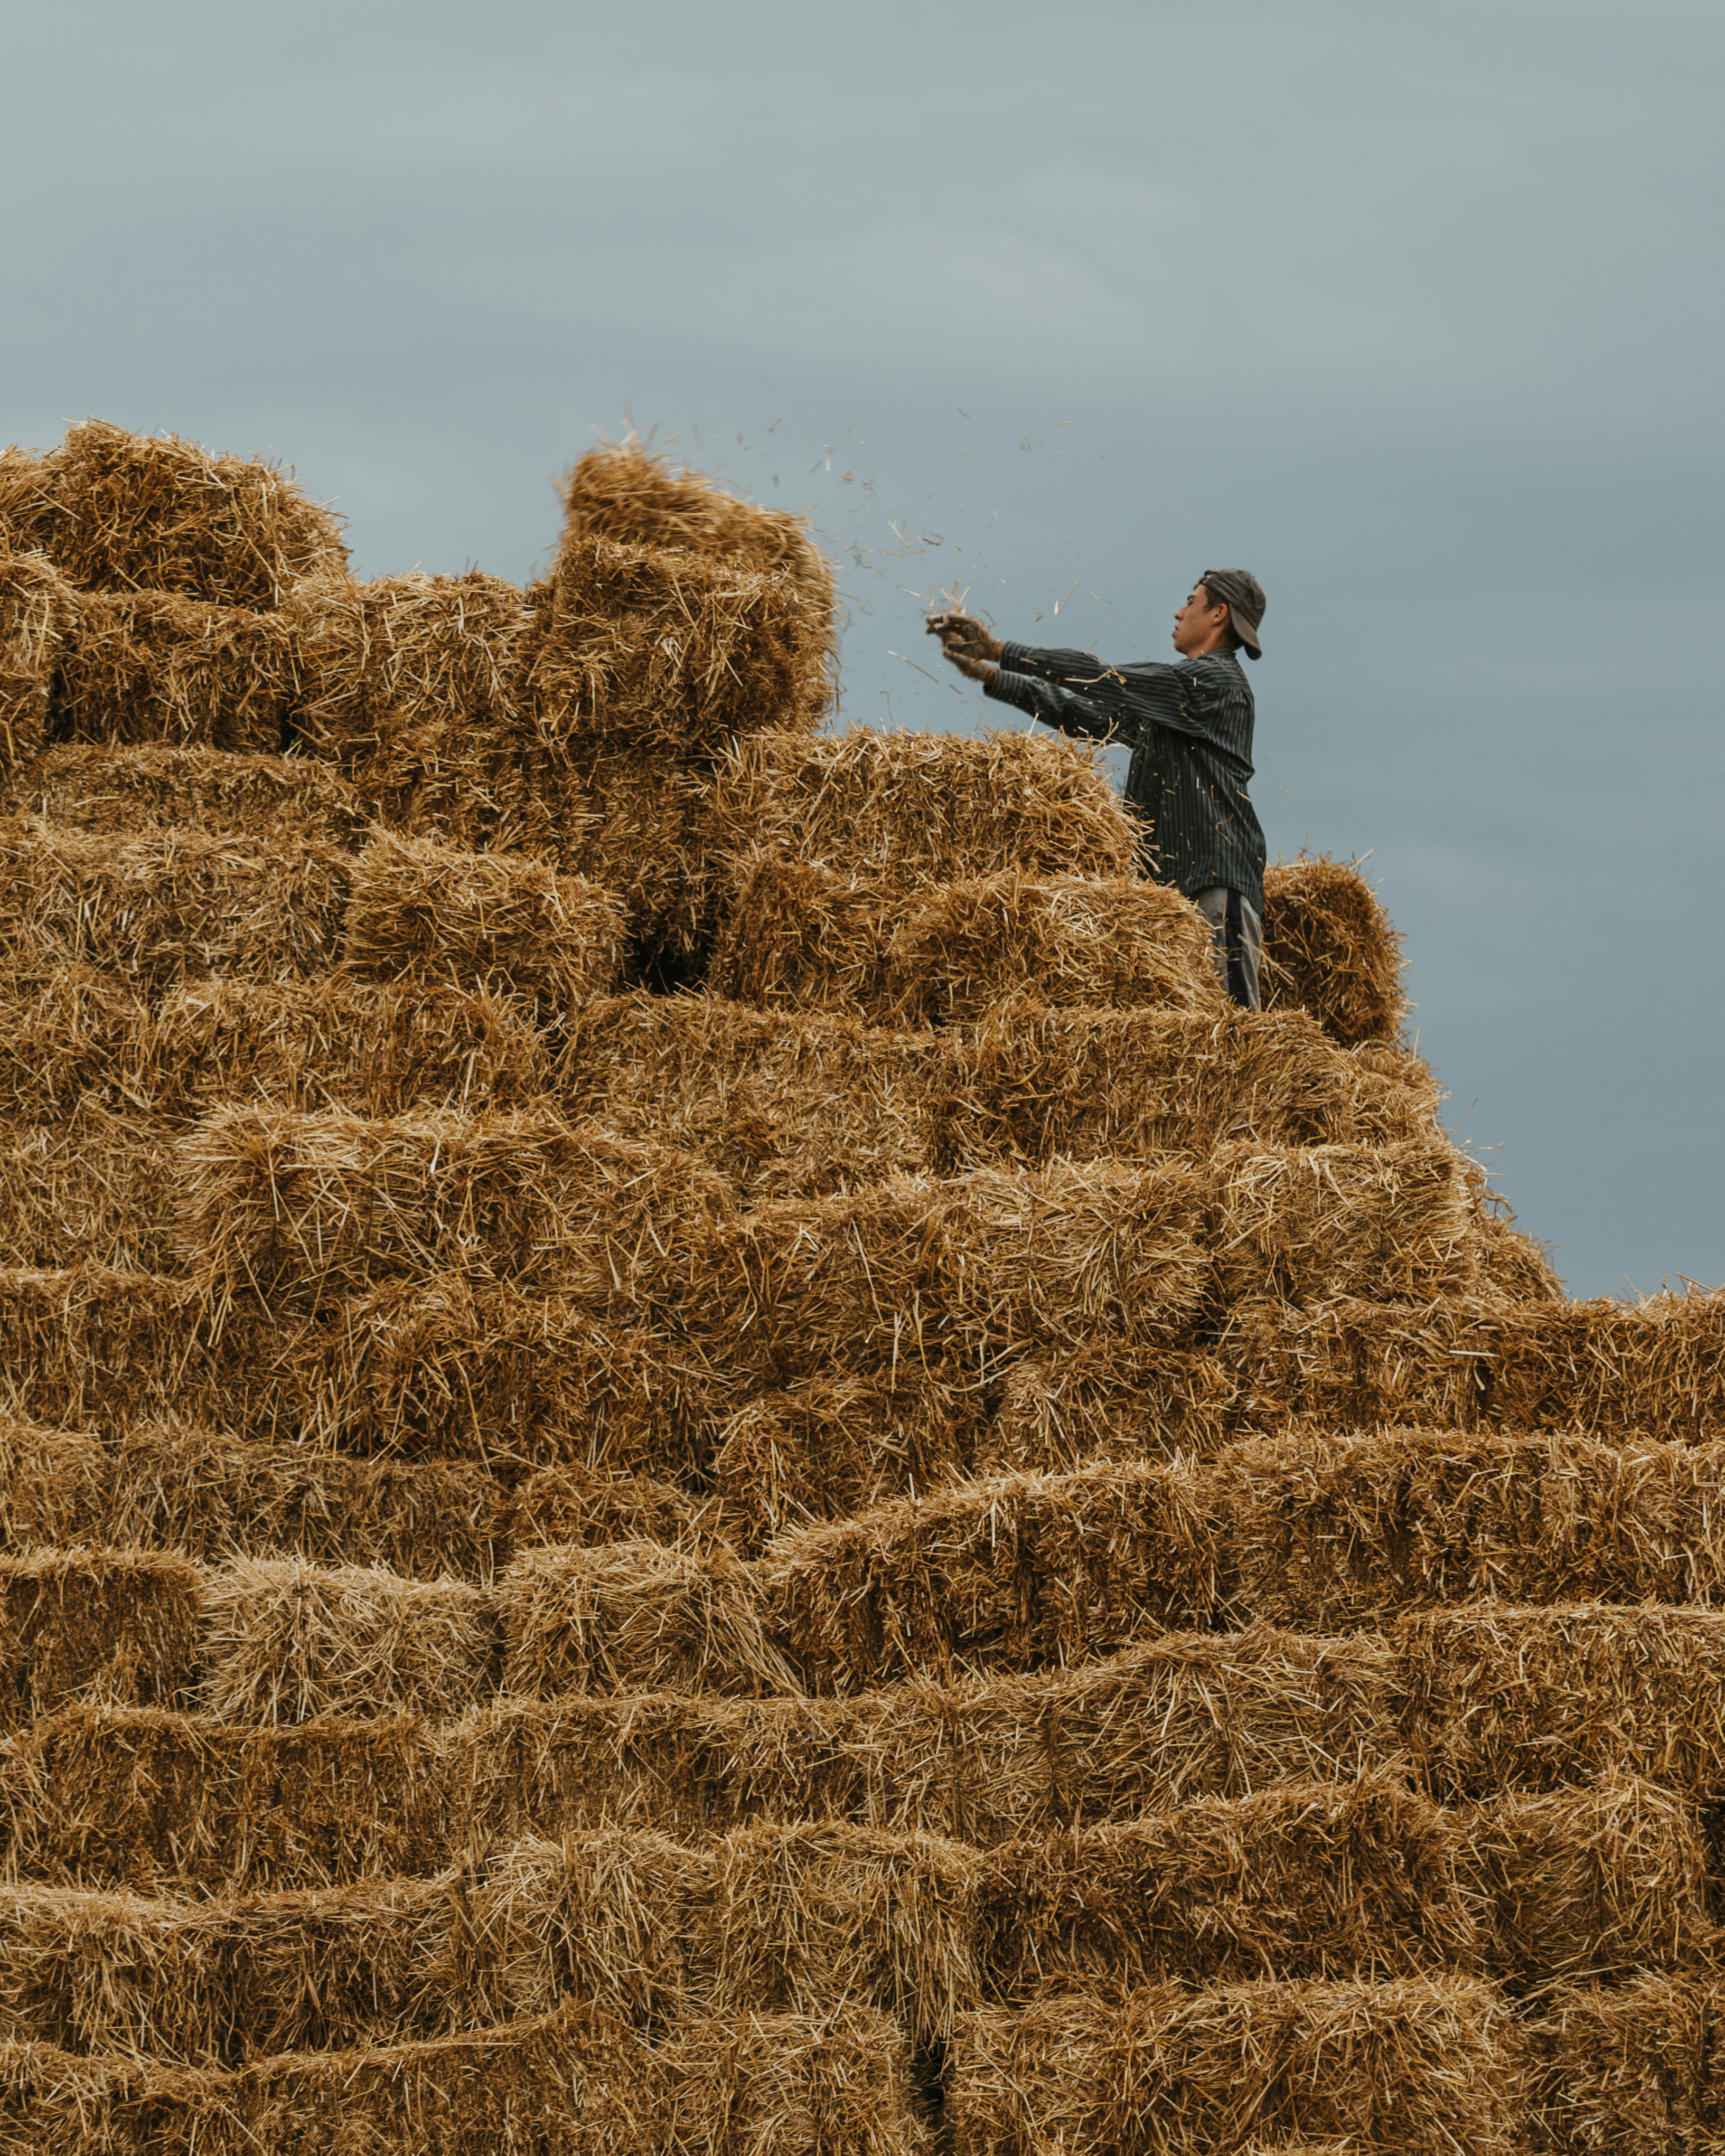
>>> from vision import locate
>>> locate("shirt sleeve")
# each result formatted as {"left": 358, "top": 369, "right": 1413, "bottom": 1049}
{"left": 983, "top": 663, "right": 1138, "bottom": 746}
{"left": 997, "top": 641, "right": 1112, "bottom": 686}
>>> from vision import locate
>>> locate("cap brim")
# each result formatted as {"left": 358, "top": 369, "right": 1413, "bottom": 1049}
{"left": 1229, "top": 607, "right": 1262, "bottom": 656}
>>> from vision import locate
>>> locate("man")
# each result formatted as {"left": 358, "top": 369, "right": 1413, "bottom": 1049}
{"left": 927, "top": 571, "right": 1269, "bottom": 1010}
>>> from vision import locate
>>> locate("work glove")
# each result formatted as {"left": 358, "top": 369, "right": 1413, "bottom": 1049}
{"left": 926, "top": 609, "right": 1002, "bottom": 681}
{"left": 926, "top": 609, "right": 1002, "bottom": 663}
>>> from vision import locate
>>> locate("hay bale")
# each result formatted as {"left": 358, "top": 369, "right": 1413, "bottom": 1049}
{"left": 940, "top": 1005, "right": 1364, "bottom": 1170}
{"left": 0, "top": 1264, "right": 199, "bottom": 1426}
{"left": 763, "top": 1458, "right": 1221, "bottom": 1693}
{"left": 500, "top": 1538, "right": 798, "bottom": 1698}
{"left": 978, "top": 1774, "right": 1475, "bottom": 1994}
{"left": 705, "top": 726, "right": 1136, "bottom": 883}
{"left": 704, "top": 1819, "right": 981, "bottom": 2042}
{"left": 1261, "top": 856, "right": 1406, "bottom": 1046}
{"left": 343, "top": 827, "right": 623, "bottom": 1010}
{"left": 452, "top": 1625, "right": 1404, "bottom": 1850}
{"left": 1475, "top": 1210, "right": 1565, "bottom": 1303}
{"left": 0, "top": 1871, "right": 454, "bottom": 2060}
{"left": 0, "top": 1999, "right": 646, "bottom": 2155}
{"left": 455, "top": 1680, "right": 1164, "bottom": 1853}
{"left": 978, "top": 1346, "right": 1233, "bottom": 1476}
{"left": 1218, "top": 1426, "right": 1707, "bottom": 1628}
{"left": 2, "top": 1702, "right": 445, "bottom": 1890}
{"left": 3, "top": 741, "right": 369, "bottom": 844}
{"left": 657, "top": 2003, "right": 930, "bottom": 2156}
{"left": 524, "top": 451, "right": 834, "bottom": 749}
{"left": 714, "top": 864, "right": 1223, "bottom": 1026}
{"left": 31, "top": 418, "right": 347, "bottom": 605}
{"left": 1460, "top": 1775, "right": 1716, "bottom": 1983}
{"left": 0, "top": 1549, "right": 201, "bottom": 1729}
{"left": 177, "top": 1105, "right": 729, "bottom": 1313}
{"left": 561, "top": 991, "right": 956, "bottom": 1201}
{"left": 1206, "top": 1139, "right": 1479, "bottom": 1307}
{"left": 0, "top": 966, "right": 144, "bottom": 1123}
{"left": 140, "top": 973, "right": 551, "bottom": 1123}
{"left": 52, "top": 589, "right": 297, "bottom": 751}
{"left": 1021, "top": 1626, "right": 1408, "bottom": 1831}
{"left": 288, "top": 570, "right": 549, "bottom": 849}
{"left": 523, "top": 532, "right": 831, "bottom": 754}
{"left": 710, "top": 1368, "right": 978, "bottom": 1555}
{"left": 0, "top": 1879, "right": 190, "bottom": 2052}
{"left": 0, "top": 1413, "right": 107, "bottom": 1548}
{"left": 452, "top": 1690, "right": 939, "bottom": 1850}
{"left": 0, "top": 1264, "right": 293, "bottom": 1433}
{"left": 1524, "top": 1973, "right": 1720, "bottom": 2154}
{"left": 892, "top": 871, "right": 1225, "bottom": 1028}
{"left": 1484, "top": 1286, "right": 1725, "bottom": 1438}
{"left": 507, "top": 1461, "right": 707, "bottom": 1558}
{"left": 948, "top": 1974, "right": 1521, "bottom": 2156}
{"left": 0, "top": 1106, "right": 171, "bottom": 1270}
{"left": 100, "top": 1419, "right": 509, "bottom": 1579}
{"left": 451, "top": 1691, "right": 872, "bottom": 1848}
{"left": 564, "top": 435, "right": 834, "bottom": 585}
{"left": 0, "top": 821, "right": 350, "bottom": 987}
{"left": 0, "top": 968, "right": 547, "bottom": 1128}
{"left": 197, "top": 1555, "right": 499, "bottom": 1724}
{"left": 1346, "top": 1037, "right": 1443, "bottom": 1139}
{"left": 0, "top": 446, "right": 55, "bottom": 552}
{"left": 686, "top": 1176, "right": 953, "bottom": 1391}
{"left": 1464, "top": 1180, "right": 1566, "bottom": 1303}
{"left": 707, "top": 856, "right": 902, "bottom": 1015}
{"left": 0, "top": 549, "right": 75, "bottom": 764}
{"left": 291, "top": 1273, "right": 707, "bottom": 1471}
{"left": 943, "top": 1158, "right": 1210, "bottom": 1377}
{"left": 1400, "top": 1603, "right": 1725, "bottom": 1800}
{"left": 452, "top": 1680, "right": 1092, "bottom": 1852}
{"left": 467, "top": 1828, "right": 714, "bottom": 2029}
{"left": 689, "top": 1161, "right": 1206, "bottom": 1396}
{"left": 1213, "top": 1295, "right": 1494, "bottom": 1435}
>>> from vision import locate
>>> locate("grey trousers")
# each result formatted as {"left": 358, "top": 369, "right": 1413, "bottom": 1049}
{"left": 1193, "top": 885, "right": 1262, "bottom": 1011}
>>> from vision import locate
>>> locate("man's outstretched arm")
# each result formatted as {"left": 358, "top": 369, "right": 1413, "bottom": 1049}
{"left": 981, "top": 663, "right": 1133, "bottom": 745}
{"left": 930, "top": 608, "right": 1250, "bottom": 764}
{"left": 925, "top": 611, "right": 1101, "bottom": 686}
{"left": 997, "top": 640, "right": 1121, "bottom": 688}
{"left": 926, "top": 610, "right": 1136, "bottom": 743}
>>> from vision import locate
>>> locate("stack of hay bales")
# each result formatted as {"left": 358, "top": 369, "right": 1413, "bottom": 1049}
{"left": 0, "top": 417, "right": 1721, "bottom": 2156}
{"left": 286, "top": 568, "right": 543, "bottom": 852}
{"left": 706, "top": 728, "right": 1218, "bottom": 1023}
{"left": 1, "top": 420, "right": 345, "bottom": 766}
{"left": 515, "top": 439, "right": 839, "bottom": 973}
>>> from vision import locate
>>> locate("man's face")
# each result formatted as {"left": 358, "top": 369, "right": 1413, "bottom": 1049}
{"left": 1171, "top": 582, "right": 1230, "bottom": 656}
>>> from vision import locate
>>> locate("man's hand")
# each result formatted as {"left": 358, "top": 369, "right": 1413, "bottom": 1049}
{"left": 926, "top": 609, "right": 1003, "bottom": 682}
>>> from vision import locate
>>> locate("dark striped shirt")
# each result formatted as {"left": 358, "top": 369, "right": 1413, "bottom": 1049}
{"left": 984, "top": 642, "right": 1266, "bottom": 912}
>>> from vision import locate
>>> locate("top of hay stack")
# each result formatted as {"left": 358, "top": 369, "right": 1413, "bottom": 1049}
{"left": 0, "top": 419, "right": 348, "bottom": 607}
{"left": 562, "top": 437, "right": 833, "bottom": 582}
{"left": 524, "top": 439, "right": 839, "bottom": 753}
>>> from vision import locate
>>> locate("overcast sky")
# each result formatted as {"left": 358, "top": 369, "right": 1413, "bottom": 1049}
{"left": 5, "top": 0, "right": 1721, "bottom": 1295}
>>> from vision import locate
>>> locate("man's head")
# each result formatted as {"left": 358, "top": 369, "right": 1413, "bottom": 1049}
{"left": 1172, "top": 569, "right": 1266, "bottom": 660}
